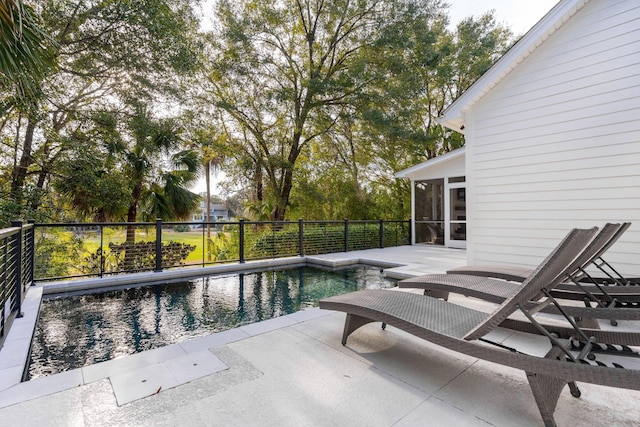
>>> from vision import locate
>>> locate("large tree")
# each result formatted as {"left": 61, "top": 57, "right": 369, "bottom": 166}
{"left": 0, "top": 0, "right": 202, "bottom": 222}
{"left": 203, "top": 0, "right": 513, "bottom": 221}
{"left": 203, "top": 0, "right": 406, "bottom": 221}
{"left": 56, "top": 102, "right": 201, "bottom": 241}
{"left": 349, "top": 9, "right": 513, "bottom": 218}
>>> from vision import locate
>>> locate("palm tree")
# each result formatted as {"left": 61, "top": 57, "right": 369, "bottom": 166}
{"left": 0, "top": 0, "right": 56, "bottom": 99}
{"left": 123, "top": 103, "right": 201, "bottom": 242}
{"left": 56, "top": 104, "right": 201, "bottom": 272}
{"left": 192, "top": 127, "right": 226, "bottom": 260}
{"left": 56, "top": 102, "right": 201, "bottom": 245}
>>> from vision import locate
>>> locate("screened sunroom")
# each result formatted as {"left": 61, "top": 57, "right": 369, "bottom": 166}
{"left": 396, "top": 147, "right": 466, "bottom": 249}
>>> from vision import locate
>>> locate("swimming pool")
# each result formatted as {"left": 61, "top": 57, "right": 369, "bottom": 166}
{"left": 28, "top": 264, "right": 395, "bottom": 379}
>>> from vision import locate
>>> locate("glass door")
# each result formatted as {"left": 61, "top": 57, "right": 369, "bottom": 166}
{"left": 414, "top": 179, "right": 444, "bottom": 245}
{"left": 446, "top": 178, "right": 466, "bottom": 248}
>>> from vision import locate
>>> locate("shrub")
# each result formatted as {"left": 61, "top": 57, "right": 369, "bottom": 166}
{"left": 34, "top": 229, "right": 85, "bottom": 279}
{"left": 250, "top": 223, "right": 408, "bottom": 258}
{"left": 102, "top": 240, "right": 196, "bottom": 272}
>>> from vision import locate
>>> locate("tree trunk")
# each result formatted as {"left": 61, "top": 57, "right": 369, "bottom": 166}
{"left": 11, "top": 118, "right": 36, "bottom": 201}
{"left": 30, "top": 141, "right": 54, "bottom": 211}
{"left": 126, "top": 204, "right": 137, "bottom": 242}
{"left": 126, "top": 181, "right": 143, "bottom": 243}
{"left": 271, "top": 165, "right": 295, "bottom": 222}
{"left": 205, "top": 161, "right": 212, "bottom": 261}
{"left": 29, "top": 167, "right": 48, "bottom": 212}
{"left": 255, "top": 161, "right": 263, "bottom": 203}
{"left": 269, "top": 144, "right": 300, "bottom": 222}
{"left": 122, "top": 203, "right": 137, "bottom": 271}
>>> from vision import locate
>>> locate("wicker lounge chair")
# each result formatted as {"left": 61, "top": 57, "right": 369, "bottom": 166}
{"left": 447, "top": 223, "right": 635, "bottom": 286}
{"left": 397, "top": 224, "right": 640, "bottom": 325}
{"left": 319, "top": 227, "right": 640, "bottom": 427}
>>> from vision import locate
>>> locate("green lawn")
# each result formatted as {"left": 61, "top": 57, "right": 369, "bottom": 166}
{"left": 162, "top": 230, "right": 206, "bottom": 262}
{"left": 80, "top": 228, "right": 211, "bottom": 263}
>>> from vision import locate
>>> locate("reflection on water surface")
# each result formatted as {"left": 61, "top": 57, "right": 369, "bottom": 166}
{"left": 28, "top": 265, "right": 395, "bottom": 379}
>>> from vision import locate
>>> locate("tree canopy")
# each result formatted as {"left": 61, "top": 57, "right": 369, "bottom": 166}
{"left": 0, "top": 0, "right": 515, "bottom": 226}
{"left": 197, "top": 0, "right": 513, "bottom": 221}
{"left": 0, "top": 0, "right": 203, "bottom": 224}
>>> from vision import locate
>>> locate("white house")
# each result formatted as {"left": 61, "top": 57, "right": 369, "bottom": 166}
{"left": 398, "top": 0, "right": 640, "bottom": 275}
{"left": 191, "top": 196, "right": 230, "bottom": 227}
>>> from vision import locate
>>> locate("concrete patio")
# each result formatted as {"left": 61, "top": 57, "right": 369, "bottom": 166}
{"left": 1, "top": 245, "right": 640, "bottom": 426}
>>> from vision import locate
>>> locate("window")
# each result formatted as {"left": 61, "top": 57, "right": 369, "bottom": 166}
{"left": 448, "top": 176, "right": 465, "bottom": 184}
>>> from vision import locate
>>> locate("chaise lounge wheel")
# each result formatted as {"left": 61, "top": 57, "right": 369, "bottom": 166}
{"left": 569, "top": 382, "right": 581, "bottom": 398}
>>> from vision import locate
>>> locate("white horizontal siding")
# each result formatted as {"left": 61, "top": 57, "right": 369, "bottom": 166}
{"left": 476, "top": 65, "right": 640, "bottom": 130}
{"left": 475, "top": 139, "right": 640, "bottom": 171}
{"left": 476, "top": 7, "right": 640, "bottom": 123}
{"left": 475, "top": 91, "right": 640, "bottom": 147}
{"left": 465, "top": 0, "right": 640, "bottom": 275}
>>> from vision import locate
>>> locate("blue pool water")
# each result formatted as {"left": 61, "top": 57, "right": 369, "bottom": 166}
{"left": 28, "top": 264, "right": 395, "bottom": 379}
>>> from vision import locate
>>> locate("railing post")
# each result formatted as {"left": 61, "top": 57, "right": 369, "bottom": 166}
{"left": 27, "top": 219, "right": 35, "bottom": 285}
{"left": 379, "top": 219, "right": 384, "bottom": 248}
{"left": 155, "top": 218, "right": 163, "bottom": 272}
{"left": 344, "top": 219, "right": 349, "bottom": 252}
{"left": 408, "top": 220, "right": 412, "bottom": 245}
{"left": 395, "top": 221, "right": 399, "bottom": 245}
{"left": 10, "top": 220, "right": 24, "bottom": 318}
{"left": 99, "top": 224, "right": 104, "bottom": 277}
{"left": 298, "top": 219, "right": 304, "bottom": 257}
{"left": 1, "top": 233, "right": 7, "bottom": 336}
{"left": 239, "top": 219, "right": 245, "bottom": 263}
{"left": 202, "top": 223, "right": 206, "bottom": 267}
{"left": 271, "top": 223, "right": 276, "bottom": 258}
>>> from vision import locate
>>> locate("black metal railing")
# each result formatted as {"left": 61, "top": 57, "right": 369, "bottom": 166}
{"left": 29, "top": 218, "right": 410, "bottom": 281}
{"left": 0, "top": 220, "right": 35, "bottom": 344}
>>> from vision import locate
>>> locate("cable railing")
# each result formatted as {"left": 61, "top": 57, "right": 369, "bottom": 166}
{"left": 30, "top": 218, "right": 410, "bottom": 281}
{"left": 0, "top": 221, "right": 35, "bottom": 345}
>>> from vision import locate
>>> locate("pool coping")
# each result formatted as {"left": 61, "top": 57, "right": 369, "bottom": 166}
{"left": 0, "top": 254, "right": 407, "bottom": 407}
{"left": 0, "top": 305, "right": 334, "bottom": 409}
{"left": 0, "top": 286, "right": 42, "bottom": 392}
{"left": 39, "top": 255, "right": 405, "bottom": 295}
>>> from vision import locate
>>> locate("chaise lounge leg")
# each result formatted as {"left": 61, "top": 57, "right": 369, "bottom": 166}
{"left": 568, "top": 381, "right": 581, "bottom": 398}
{"left": 342, "top": 314, "right": 375, "bottom": 345}
{"left": 525, "top": 346, "right": 573, "bottom": 427}
{"left": 526, "top": 371, "right": 565, "bottom": 427}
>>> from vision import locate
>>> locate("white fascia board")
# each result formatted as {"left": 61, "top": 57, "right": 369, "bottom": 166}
{"left": 395, "top": 147, "right": 465, "bottom": 179}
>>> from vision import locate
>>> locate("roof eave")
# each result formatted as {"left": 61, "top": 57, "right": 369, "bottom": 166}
{"left": 395, "top": 147, "right": 465, "bottom": 179}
